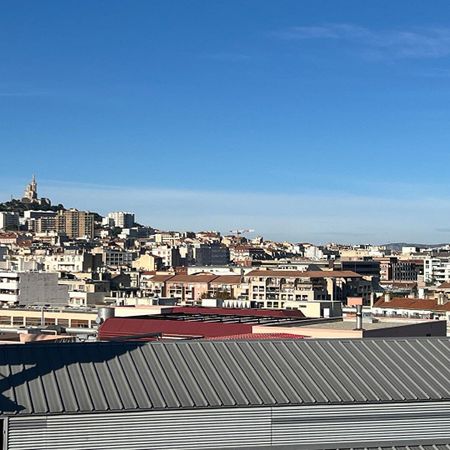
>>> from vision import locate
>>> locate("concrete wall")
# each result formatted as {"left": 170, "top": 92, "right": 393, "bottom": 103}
{"left": 364, "top": 320, "right": 447, "bottom": 338}
{"left": 18, "top": 272, "right": 69, "bottom": 305}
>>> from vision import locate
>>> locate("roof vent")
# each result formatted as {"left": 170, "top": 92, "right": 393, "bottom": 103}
{"left": 348, "top": 297, "right": 364, "bottom": 331}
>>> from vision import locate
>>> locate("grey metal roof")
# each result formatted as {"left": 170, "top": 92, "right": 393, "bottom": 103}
{"left": 2, "top": 337, "right": 450, "bottom": 415}
{"left": 339, "top": 447, "right": 450, "bottom": 450}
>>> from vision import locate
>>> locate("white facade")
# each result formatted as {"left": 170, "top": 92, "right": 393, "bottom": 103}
{"left": 107, "top": 211, "right": 135, "bottom": 229}
{"left": 68, "top": 290, "right": 105, "bottom": 307}
{"left": 303, "top": 245, "right": 325, "bottom": 260}
{"left": 424, "top": 257, "right": 450, "bottom": 283}
{"left": 44, "top": 254, "right": 88, "bottom": 273}
{"left": 151, "top": 246, "right": 174, "bottom": 267}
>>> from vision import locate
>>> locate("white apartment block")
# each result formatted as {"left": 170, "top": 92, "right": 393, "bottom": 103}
{"left": 106, "top": 211, "right": 135, "bottom": 229}
{"left": 44, "top": 254, "right": 89, "bottom": 273}
{"left": 151, "top": 246, "right": 177, "bottom": 268}
{"left": 424, "top": 257, "right": 450, "bottom": 284}
{"left": 0, "top": 271, "right": 69, "bottom": 305}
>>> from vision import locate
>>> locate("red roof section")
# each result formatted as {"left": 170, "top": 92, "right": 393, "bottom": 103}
{"left": 246, "top": 270, "right": 361, "bottom": 278}
{"left": 99, "top": 317, "right": 254, "bottom": 340}
{"left": 374, "top": 297, "right": 450, "bottom": 312}
{"left": 166, "top": 273, "right": 218, "bottom": 283}
{"left": 210, "top": 275, "right": 242, "bottom": 285}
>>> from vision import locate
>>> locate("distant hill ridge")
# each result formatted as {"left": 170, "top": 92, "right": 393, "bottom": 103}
{"left": 0, "top": 198, "right": 65, "bottom": 215}
{"left": 384, "top": 242, "right": 448, "bottom": 251}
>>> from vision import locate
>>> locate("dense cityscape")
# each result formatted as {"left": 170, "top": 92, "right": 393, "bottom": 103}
{"left": 2, "top": 175, "right": 450, "bottom": 332}
{"left": 3, "top": 1, "right": 450, "bottom": 448}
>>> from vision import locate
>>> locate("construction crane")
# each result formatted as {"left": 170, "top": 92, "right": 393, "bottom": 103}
{"left": 229, "top": 228, "right": 255, "bottom": 238}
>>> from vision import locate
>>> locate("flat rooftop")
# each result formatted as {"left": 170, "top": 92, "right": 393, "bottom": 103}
{"left": 296, "top": 319, "right": 431, "bottom": 330}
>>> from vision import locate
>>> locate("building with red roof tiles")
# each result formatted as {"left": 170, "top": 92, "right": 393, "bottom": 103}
{"left": 165, "top": 273, "right": 219, "bottom": 303}
{"left": 244, "top": 269, "right": 370, "bottom": 311}
{"left": 373, "top": 295, "right": 450, "bottom": 329}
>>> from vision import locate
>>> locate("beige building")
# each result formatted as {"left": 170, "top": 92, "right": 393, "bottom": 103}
{"left": 243, "top": 269, "right": 368, "bottom": 310}
{"left": 132, "top": 254, "right": 161, "bottom": 271}
{"left": 0, "top": 307, "right": 97, "bottom": 328}
{"left": 56, "top": 209, "right": 95, "bottom": 239}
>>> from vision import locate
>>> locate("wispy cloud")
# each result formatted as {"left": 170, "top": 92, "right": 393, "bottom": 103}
{"left": 15, "top": 179, "right": 449, "bottom": 245}
{"left": 2, "top": 177, "right": 450, "bottom": 244}
{"left": 274, "top": 24, "right": 450, "bottom": 59}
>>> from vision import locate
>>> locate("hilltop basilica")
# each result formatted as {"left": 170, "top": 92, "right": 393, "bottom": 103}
{"left": 21, "top": 175, "right": 51, "bottom": 207}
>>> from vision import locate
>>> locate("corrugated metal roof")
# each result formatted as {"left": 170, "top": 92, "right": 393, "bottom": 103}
{"left": 206, "top": 333, "right": 305, "bottom": 340}
{"left": 339, "top": 446, "right": 450, "bottom": 450}
{"left": 2, "top": 338, "right": 450, "bottom": 416}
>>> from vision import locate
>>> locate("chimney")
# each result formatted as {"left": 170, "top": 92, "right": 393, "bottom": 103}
{"left": 355, "top": 304, "right": 363, "bottom": 331}
{"left": 97, "top": 306, "right": 115, "bottom": 325}
{"left": 437, "top": 292, "right": 448, "bottom": 306}
{"left": 384, "top": 292, "right": 391, "bottom": 303}
{"left": 348, "top": 297, "right": 363, "bottom": 331}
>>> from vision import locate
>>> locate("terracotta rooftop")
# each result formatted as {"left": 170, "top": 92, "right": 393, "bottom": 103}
{"left": 210, "top": 275, "right": 242, "bottom": 285}
{"left": 246, "top": 270, "right": 361, "bottom": 278}
{"left": 166, "top": 273, "right": 219, "bottom": 283}
{"left": 149, "top": 274, "right": 176, "bottom": 282}
{"left": 374, "top": 296, "right": 450, "bottom": 312}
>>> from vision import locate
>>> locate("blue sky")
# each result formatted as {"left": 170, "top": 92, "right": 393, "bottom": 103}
{"left": 1, "top": 0, "right": 450, "bottom": 243}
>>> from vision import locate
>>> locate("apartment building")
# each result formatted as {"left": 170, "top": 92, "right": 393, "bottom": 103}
{"left": 140, "top": 273, "right": 174, "bottom": 298}
{"left": 138, "top": 269, "right": 370, "bottom": 315}
{"left": 44, "top": 252, "right": 101, "bottom": 273}
{"left": 0, "top": 212, "right": 19, "bottom": 231}
{"left": 166, "top": 273, "right": 218, "bottom": 303}
{"left": 378, "top": 257, "right": 420, "bottom": 282}
{"left": 150, "top": 245, "right": 181, "bottom": 268}
{"left": 24, "top": 210, "right": 57, "bottom": 232}
{"left": 0, "top": 271, "right": 68, "bottom": 305}
{"left": 392, "top": 259, "right": 421, "bottom": 281}
{"left": 243, "top": 269, "right": 369, "bottom": 309}
{"left": 56, "top": 209, "right": 95, "bottom": 239}
{"left": 189, "top": 243, "right": 230, "bottom": 266}
{"left": 208, "top": 275, "right": 243, "bottom": 299}
{"left": 424, "top": 257, "right": 450, "bottom": 284}
{"left": 100, "top": 248, "right": 136, "bottom": 267}
{"left": 132, "top": 253, "right": 162, "bottom": 271}
{"left": 106, "top": 211, "right": 135, "bottom": 229}
{"left": 339, "top": 258, "right": 381, "bottom": 278}
{"left": 0, "top": 307, "right": 96, "bottom": 328}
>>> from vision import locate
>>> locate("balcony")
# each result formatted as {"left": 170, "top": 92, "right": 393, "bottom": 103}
{"left": 0, "top": 281, "right": 19, "bottom": 290}
{"left": 0, "top": 293, "right": 18, "bottom": 302}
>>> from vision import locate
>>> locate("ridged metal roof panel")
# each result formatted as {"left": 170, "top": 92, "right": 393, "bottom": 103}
{"left": 2, "top": 338, "right": 450, "bottom": 415}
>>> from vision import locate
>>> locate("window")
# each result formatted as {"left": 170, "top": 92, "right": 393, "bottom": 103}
{"left": 71, "top": 319, "right": 89, "bottom": 328}
{"left": 12, "top": 316, "right": 24, "bottom": 326}
{"left": 25, "top": 317, "right": 41, "bottom": 326}
{"left": 0, "top": 316, "right": 11, "bottom": 326}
